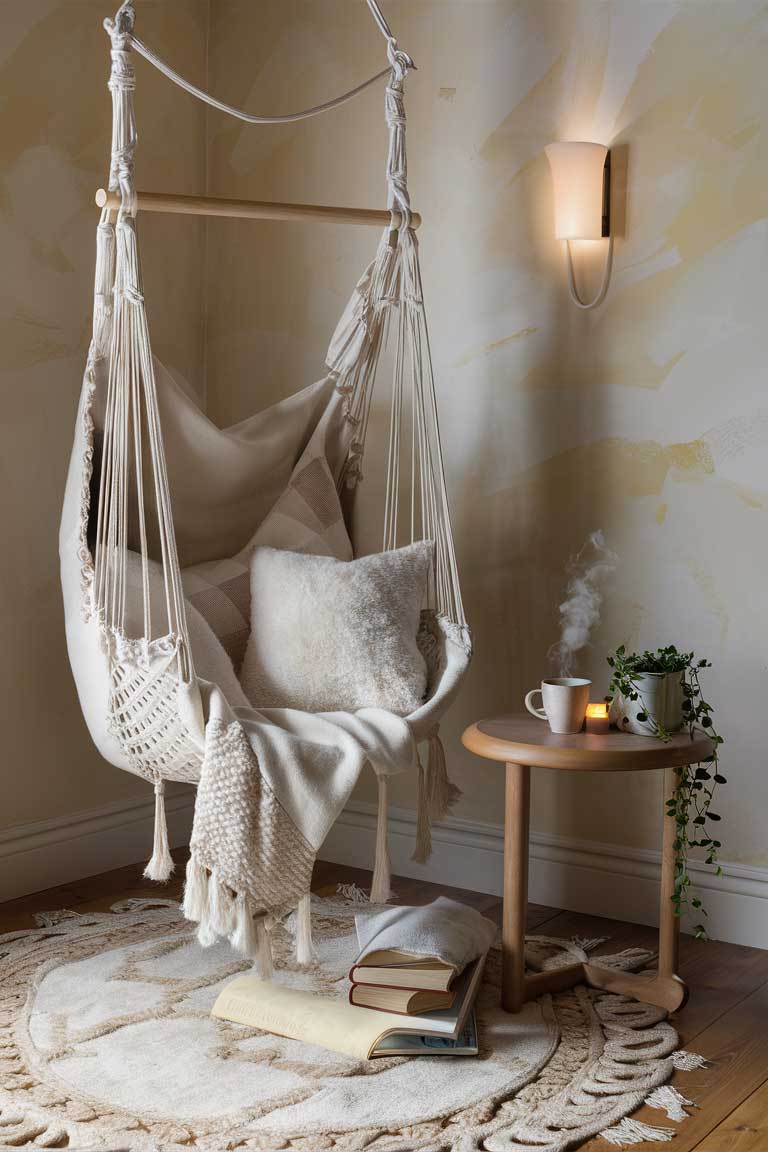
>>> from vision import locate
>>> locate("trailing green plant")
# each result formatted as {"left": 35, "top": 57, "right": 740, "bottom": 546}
{"left": 606, "top": 644, "right": 725, "bottom": 938}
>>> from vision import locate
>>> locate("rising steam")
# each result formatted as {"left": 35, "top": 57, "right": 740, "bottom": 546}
{"left": 548, "top": 530, "right": 619, "bottom": 677}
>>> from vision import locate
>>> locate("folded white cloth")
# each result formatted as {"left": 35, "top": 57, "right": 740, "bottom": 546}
{"left": 355, "top": 897, "right": 498, "bottom": 972}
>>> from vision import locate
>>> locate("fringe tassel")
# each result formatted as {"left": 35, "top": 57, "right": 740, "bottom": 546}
{"left": 646, "top": 1084, "right": 695, "bottom": 1122}
{"left": 295, "top": 892, "right": 314, "bottom": 964}
{"left": 599, "top": 1117, "right": 675, "bottom": 1146}
{"left": 182, "top": 856, "right": 210, "bottom": 923}
{"left": 143, "top": 779, "right": 174, "bottom": 882}
{"left": 255, "top": 920, "right": 274, "bottom": 980}
{"left": 231, "top": 894, "right": 260, "bottom": 958}
{"left": 426, "top": 729, "right": 462, "bottom": 822}
{"left": 197, "top": 921, "right": 218, "bottom": 947}
{"left": 370, "top": 776, "right": 392, "bottom": 902}
{"left": 209, "top": 877, "right": 237, "bottom": 937}
{"left": 412, "top": 757, "right": 432, "bottom": 864}
{"left": 412, "top": 728, "right": 461, "bottom": 865}
{"left": 672, "top": 1049, "right": 709, "bottom": 1071}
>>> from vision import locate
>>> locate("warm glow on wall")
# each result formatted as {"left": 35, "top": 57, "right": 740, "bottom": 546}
{"left": 545, "top": 141, "right": 613, "bottom": 309}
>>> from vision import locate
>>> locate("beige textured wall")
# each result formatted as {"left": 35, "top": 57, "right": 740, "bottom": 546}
{"left": 0, "top": 0, "right": 209, "bottom": 827}
{"left": 204, "top": 0, "right": 768, "bottom": 866}
{"left": 3, "top": 2, "right": 766, "bottom": 873}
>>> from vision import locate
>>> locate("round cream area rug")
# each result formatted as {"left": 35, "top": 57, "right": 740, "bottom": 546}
{"left": 1, "top": 896, "right": 700, "bottom": 1151}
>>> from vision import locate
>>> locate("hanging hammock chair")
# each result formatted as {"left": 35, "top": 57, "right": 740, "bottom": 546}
{"left": 60, "top": 0, "right": 471, "bottom": 966}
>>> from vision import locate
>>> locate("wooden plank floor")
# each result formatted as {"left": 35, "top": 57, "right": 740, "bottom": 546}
{"left": 2, "top": 851, "right": 767, "bottom": 1150}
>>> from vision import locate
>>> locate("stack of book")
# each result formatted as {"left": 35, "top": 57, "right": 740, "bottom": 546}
{"left": 347, "top": 946, "right": 486, "bottom": 1056}
{"left": 212, "top": 897, "right": 497, "bottom": 1060}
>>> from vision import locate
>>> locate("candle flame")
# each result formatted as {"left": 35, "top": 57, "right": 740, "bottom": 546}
{"left": 586, "top": 702, "right": 608, "bottom": 719}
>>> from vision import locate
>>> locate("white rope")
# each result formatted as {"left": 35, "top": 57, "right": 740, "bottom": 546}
{"left": 95, "top": 0, "right": 468, "bottom": 734}
{"left": 95, "top": 12, "right": 195, "bottom": 685}
{"left": 104, "top": 1, "right": 414, "bottom": 127}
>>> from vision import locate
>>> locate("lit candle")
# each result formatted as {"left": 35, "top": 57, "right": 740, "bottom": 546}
{"left": 585, "top": 702, "right": 610, "bottom": 734}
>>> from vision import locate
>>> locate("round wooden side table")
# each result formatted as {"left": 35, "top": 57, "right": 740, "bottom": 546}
{"left": 462, "top": 714, "right": 713, "bottom": 1014}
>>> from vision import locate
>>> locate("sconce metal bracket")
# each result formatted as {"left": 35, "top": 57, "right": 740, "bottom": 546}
{"left": 601, "top": 150, "right": 611, "bottom": 238}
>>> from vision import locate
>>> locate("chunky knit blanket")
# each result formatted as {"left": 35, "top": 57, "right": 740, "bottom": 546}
{"left": 181, "top": 681, "right": 417, "bottom": 969}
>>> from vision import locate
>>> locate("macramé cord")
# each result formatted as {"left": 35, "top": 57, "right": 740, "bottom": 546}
{"left": 81, "top": 0, "right": 471, "bottom": 970}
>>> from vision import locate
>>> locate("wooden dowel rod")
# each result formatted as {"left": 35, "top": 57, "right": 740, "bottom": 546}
{"left": 95, "top": 188, "right": 421, "bottom": 229}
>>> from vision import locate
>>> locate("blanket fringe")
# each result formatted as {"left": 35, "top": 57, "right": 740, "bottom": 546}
{"left": 143, "top": 779, "right": 174, "bottom": 882}
{"left": 183, "top": 856, "right": 268, "bottom": 965}
{"left": 599, "top": 1117, "right": 675, "bottom": 1146}
{"left": 295, "top": 892, "right": 314, "bottom": 964}
{"left": 182, "top": 856, "right": 209, "bottom": 922}
{"left": 231, "top": 894, "right": 260, "bottom": 957}
{"left": 370, "top": 776, "right": 392, "bottom": 902}
{"left": 209, "top": 876, "right": 237, "bottom": 937}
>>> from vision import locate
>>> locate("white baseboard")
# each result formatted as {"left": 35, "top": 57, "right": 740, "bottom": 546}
{"left": 319, "top": 801, "right": 768, "bottom": 950}
{"left": 3, "top": 792, "right": 765, "bottom": 951}
{"left": 0, "top": 789, "right": 194, "bottom": 903}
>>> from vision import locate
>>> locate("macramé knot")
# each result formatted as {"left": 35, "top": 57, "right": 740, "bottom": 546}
{"left": 386, "top": 37, "right": 414, "bottom": 81}
{"left": 122, "top": 284, "right": 145, "bottom": 305}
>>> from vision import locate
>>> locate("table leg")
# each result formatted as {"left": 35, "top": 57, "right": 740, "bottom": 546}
{"left": 502, "top": 761, "right": 530, "bottom": 1012}
{"left": 659, "top": 765, "right": 681, "bottom": 979}
{"left": 583, "top": 764, "right": 689, "bottom": 1012}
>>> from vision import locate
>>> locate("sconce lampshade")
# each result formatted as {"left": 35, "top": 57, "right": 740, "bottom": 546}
{"left": 545, "top": 141, "right": 608, "bottom": 240}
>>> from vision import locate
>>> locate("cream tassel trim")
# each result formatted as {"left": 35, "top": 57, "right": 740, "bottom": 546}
{"left": 209, "top": 876, "right": 237, "bottom": 937}
{"left": 295, "top": 892, "right": 314, "bottom": 964}
{"left": 426, "top": 729, "right": 461, "bottom": 822}
{"left": 412, "top": 757, "right": 432, "bottom": 864}
{"left": 370, "top": 775, "right": 392, "bottom": 902}
{"left": 143, "top": 779, "right": 174, "bottom": 881}
{"left": 182, "top": 856, "right": 210, "bottom": 922}
{"left": 412, "top": 728, "right": 462, "bottom": 865}
{"left": 231, "top": 894, "right": 260, "bottom": 958}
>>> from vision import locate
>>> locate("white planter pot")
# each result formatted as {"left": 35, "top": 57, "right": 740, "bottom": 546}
{"left": 609, "top": 671, "right": 685, "bottom": 737}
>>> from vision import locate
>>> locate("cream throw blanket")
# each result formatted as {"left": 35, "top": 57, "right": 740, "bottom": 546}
{"left": 185, "top": 683, "right": 417, "bottom": 947}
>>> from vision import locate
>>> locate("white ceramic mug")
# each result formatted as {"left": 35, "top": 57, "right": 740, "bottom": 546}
{"left": 525, "top": 678, "right": 591, "bottom": 734}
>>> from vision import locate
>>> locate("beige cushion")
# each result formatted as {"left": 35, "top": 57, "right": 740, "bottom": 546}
{"left": 240, "top": 542, "right": 433, "bottom": 716}
{"left": 182, "top": 558, "right": 251, "bottom": 670}
{"left": 181, "top": 449, "right": 353, "bottom": 671}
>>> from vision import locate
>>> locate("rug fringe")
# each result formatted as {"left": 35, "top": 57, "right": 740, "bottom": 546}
{"left": 571, "top": 935, "right": 609, "bottom": 952}
{"left": 672, "top": 1049, "right": 709, "bottom": 1070}
{"left": 591, "top": 946, "right": 657, "bottom": 971}
{"left": 335, "top": 882, "right": 370, "bottom": 905}
{"left": 645, "top": 1084, "right": 695, "bottom": 1122}
{"left": 599, "top": 1117, "right": 675, "bottom": 1146}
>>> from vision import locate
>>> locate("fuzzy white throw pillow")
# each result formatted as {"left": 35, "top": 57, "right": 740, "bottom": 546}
{"left": 240, "top": 541, "right": 433, "bottom": 716}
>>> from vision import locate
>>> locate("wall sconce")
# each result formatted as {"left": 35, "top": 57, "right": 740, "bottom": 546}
{"left": 545, "top": 141, "right": 613, "bottom": 310}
